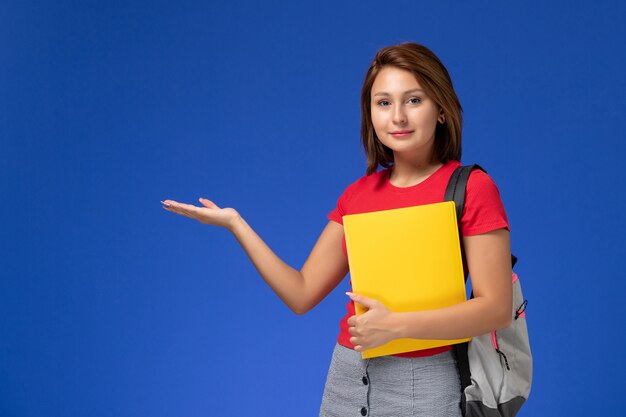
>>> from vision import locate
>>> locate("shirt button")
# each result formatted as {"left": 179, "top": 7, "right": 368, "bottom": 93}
{"left": 360, "top": 407, "right": 368, "bottom": 416}
{"left": 362, "top": 376, "right": 368, "bottom": 385}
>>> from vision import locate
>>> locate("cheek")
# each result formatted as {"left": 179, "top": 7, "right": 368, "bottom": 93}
{"left": 412, "top": 110, "right": 439, "bottom": 132}
{"left": 370, "top": 109, "right": 386, "bottom": 137}
{"left": 421, "top": 114, "right": 439, "bottom": 129}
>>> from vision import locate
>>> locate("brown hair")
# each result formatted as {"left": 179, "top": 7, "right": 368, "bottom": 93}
{"left": 361, "top": 43, "right": 463, "bottom": 175}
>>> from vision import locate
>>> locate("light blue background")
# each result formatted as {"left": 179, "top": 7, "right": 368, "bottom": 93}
{"left": 2, "top": 1, "right": 625, "bottom": 416}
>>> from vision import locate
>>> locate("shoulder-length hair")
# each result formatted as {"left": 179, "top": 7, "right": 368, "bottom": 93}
{"left": 361, "top": 43, "right": 463, "bottom": 175}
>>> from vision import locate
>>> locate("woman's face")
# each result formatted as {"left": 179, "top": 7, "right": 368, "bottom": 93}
{"left": 370, "top": 66, "right": 442, "bottom": 161}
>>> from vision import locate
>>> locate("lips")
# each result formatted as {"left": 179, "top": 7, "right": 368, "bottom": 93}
{"left": 390, "top": 130, "right": 414, "bottom": 137}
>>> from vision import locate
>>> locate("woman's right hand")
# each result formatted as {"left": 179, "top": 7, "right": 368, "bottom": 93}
{"left": 161, "top": 198, "right": 241, "bottom": 230}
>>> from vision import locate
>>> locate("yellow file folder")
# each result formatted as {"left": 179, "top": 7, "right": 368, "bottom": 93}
{"left": 343, "top": 201, "right": 470, "bottom": 359}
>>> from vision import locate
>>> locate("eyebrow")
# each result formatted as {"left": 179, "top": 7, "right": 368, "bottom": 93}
{"left": 373, "top": 89, "right": 425, "bottom": 97}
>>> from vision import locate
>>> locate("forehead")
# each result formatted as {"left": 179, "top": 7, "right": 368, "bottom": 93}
{"left": 371, "top": 66, "right": 423, "bottom": 94}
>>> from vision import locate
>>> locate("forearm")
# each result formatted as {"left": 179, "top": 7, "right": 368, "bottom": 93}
{"left": 228, "top": 214, "right": 308, "bottom": 313}
{"left": 391, "top": 296, "right": 512, "bottom": 340}
{"left": 163, "top": 199, "right": 343, "bottom": 313}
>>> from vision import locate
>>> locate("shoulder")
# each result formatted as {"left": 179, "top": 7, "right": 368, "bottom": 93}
{"left": 328, "top": 170, "right": 387, "bottom": 224}
{"left": 461, "top": 166, "right": 509, "bottom": 235}
{"left": 466, "top": 167, "right": 503, "bottom": 196}
{"left": 337, "top": 170, "right": 387, "bottom": 201}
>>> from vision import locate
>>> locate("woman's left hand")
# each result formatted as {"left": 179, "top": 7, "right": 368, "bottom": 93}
{"left": 346, "top": 292, "right": 398, "bottom": 352}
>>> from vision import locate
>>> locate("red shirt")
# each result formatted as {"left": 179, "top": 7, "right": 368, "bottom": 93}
{"left": 328, "top": 160, "right": 510, "bottom": 357}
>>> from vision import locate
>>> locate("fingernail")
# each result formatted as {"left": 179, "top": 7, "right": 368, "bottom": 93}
{"left": 161, "top": 200, "right": 171, "bottom": 207}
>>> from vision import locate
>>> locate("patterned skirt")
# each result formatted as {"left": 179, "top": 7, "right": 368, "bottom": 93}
{"left": 319, "top": 343, "right": 462, "bottom": 417}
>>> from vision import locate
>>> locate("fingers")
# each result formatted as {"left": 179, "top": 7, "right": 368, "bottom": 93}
{"left": 346, "top": 296, "right": 393, "bottom": 352}
{"left": 161, "top": 200, "right": 201, "bottom": 212}
{"left": 346, "top": 292, "right": 378, "bottom": 309}
{"left": 161, "top": 200, "right": 177, "bottom": 212}
{"left": 347, "top": 315, "right": 364, "bottom": 350}
{"left": 349, "top": 334, "right": 364, "bottom": 352}
{"left": 199, "top": 198, "right": 220, "bottom": 209}
{"left": 161, "top": 200, "right": 199, "bottom": 218}
{"left": 162, "top": 198, "right": 219, "bottom": 211}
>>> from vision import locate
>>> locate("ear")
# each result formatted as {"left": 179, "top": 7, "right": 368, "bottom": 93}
{"left": 438, "top": 109, "right": 446, "bottom": 124}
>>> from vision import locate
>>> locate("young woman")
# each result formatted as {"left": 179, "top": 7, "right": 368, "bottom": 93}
{"left": 162, "top": 43, "right": 512, "bottom": 417}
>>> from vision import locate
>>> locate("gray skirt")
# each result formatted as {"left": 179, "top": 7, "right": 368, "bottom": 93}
{"left": 319, "top": 343, "right": 462, "bottom": 417}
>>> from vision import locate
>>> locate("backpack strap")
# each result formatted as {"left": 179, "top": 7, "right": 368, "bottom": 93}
{"left": 446, "top": 163, "right": 518, "bottom": 399}
{"left": 444, "top": 164, "right": 485, "bottom": 225}
{"left": 444, "top": 164, "right": 484, "bottom": 397}
{"left": 444, "top": 164, "right": 517, "bottom": 268}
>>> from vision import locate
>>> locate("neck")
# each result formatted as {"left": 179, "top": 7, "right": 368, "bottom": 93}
{"left": 389, "top": 152, "right": 443, "bottom": 188}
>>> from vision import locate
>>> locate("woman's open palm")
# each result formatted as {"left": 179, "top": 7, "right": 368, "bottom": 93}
{"left": 162, "top": 198, "right": 239, "bottom": 229}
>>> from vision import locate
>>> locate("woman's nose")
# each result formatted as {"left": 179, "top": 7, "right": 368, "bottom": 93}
{"left": 392, "top": 105, "right": 407, "bottom": 124}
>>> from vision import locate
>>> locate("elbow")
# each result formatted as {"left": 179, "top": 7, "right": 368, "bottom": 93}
{"left": 494, "top": 307, "right": 512, "bottom": 329}
{"left": 479, "top": 297, "right": 512, "bottom": 331}
{"left": 482, "top": 299, "right": 512, "bottom": 331}
{"left": 486, "top": 294, "right": 513, "bottom": 330}
{"left": 289, "top": 302, "right": 313, "bottom": 316}
{"left": 286, "top": 284, "right": 318, "bottom": 315}
{"left": 497, "top": 312, "right": 512, "bottom": 329}
{"left": 292, "top": 306, "right": 308, "bottom": 316}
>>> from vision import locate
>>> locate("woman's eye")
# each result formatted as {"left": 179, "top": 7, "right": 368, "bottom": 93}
{"left": 377, "top": 100, "right": 391, "bottom": 107}
{"left": 408, "top": 97, "right": 422, "bottom": 104}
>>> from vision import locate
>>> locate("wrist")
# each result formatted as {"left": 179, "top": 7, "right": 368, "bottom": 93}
{"left": 389, "top": 311, "right": 413, "bottom": 340}
{"left": 227, "top": 212, "right": 245, "bottom": 233}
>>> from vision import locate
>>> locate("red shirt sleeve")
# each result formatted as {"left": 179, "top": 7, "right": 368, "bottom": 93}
{"left": 460, "top": 169, "right": 510, "bottom": 236}
{"left": 327, "top": 181, "right": 358, "bottom": 225}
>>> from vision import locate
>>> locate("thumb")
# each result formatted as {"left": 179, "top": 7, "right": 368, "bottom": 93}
{"left": 199, "top": 198, "right": 220, "bottom": 209}
{"left": 346, "top": 292, "right": 377, "bottom": 309}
